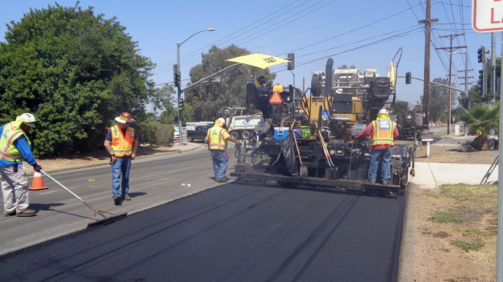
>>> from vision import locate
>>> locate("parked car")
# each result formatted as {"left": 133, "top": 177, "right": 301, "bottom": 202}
{"left": 187, "top": 124, "right": 212, "bottom": 142}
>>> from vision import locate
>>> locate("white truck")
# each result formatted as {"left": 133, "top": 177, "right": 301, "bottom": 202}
{"left": 226, "top": 112, "right": 263, "bottom": 140}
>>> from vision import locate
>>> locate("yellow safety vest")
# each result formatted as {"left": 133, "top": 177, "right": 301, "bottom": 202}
{"left": 110, "top": 125, "right": 134, "bottom": 157}
{"left": 255, "top": 81, "right": 267, "bottom": 97}
{"left": 208, "top": 126, "right": 227, "bottom": 150}
{"left": 371, "top": 117, "right": 395, "bottom": 146}
{"left": 0, "top": 122, "right": 31, "bottom": 161}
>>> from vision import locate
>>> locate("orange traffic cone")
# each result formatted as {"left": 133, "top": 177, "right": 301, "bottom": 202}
{"left": 29, "top": 171, "right": 48, "bottom": 190}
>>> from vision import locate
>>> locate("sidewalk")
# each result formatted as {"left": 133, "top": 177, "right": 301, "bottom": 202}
{"left": 410, "top": 162, "right": 498, "bottom": 189}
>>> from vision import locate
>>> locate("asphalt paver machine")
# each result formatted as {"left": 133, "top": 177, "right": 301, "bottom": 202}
{"left": 231, "top": 57, "right": 415, "bottom": 196}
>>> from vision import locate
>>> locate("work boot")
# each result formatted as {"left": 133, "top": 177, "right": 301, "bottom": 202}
{"left": 382, "top": 182, "right": 389, "bottom": 186}
{"left": 114, "top": 195, "right": 122, "bottom": 205}
{"left": 123, "top": 195, "right": 131, "bottom": 201}
{"left": 365, "top": 179, "right": 375, "bottom": 184}
{"left": 4, "top": 211, "right": 16, "bottom": 217}
{"left": 16, "top": 208, "right": 37, "bottom": 217}
{"left": 217, "top": 178, "right": 228, "bottom": 183}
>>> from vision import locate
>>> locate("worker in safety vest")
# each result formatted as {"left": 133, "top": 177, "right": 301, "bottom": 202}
{"left": 0, "top": 113, "right": 41, "bottom": 217}
{"left": 355, "top": 108, "right": 399, "bottom": 185}
{"left": 205, "top": 118, "right": 240, "bottom": 182}
{"left": 104, "top": 112, "right": 139, "bottom": 205}
{"left": 255, "top": 76, "right": 269, "bottom": 99}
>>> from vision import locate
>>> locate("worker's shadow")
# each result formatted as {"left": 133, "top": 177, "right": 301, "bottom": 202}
{"left": 128, "top": 192, "right": 147, "bottom": 199}
{"left": 30, "top": 203, "right": 64, "bottom": 210}
{"left": 29, "top": 203, "right": 94, "bottom": 220}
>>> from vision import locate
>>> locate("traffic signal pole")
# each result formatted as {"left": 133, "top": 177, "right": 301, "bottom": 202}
{"left": 177, "top": 43, "right": 183, "bottom": 146}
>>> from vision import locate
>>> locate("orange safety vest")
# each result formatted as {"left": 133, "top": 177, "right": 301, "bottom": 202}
{"left": 110, "top": 125, "right": 135, "bottom": 157}
{"left": 208, "top": 126, "right": 227, "bottom": 150}
{"left": 371, "top": 117, "right": 395, "bottom": 146}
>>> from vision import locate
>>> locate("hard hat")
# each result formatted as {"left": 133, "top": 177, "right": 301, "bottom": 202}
{"left": 17, "top": 113, "right": 37, "bottom": 128}
{"left": 115, "top": 112, "right": 135, "bottom": 124}
{"left": 335, "top": 89, "right": 343, "bottom": 94}
{"left": 215, "top": 118, "right": 226, "bottom": 127}
{"left": 379, "top": 108, "right": 389, "bottom": 115}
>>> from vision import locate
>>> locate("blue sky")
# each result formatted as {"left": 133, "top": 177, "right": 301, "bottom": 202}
{"left": 1, "top": 0, "right": 495, "bottom": 112}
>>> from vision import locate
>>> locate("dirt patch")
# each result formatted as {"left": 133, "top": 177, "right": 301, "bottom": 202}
{"left": 414, "top": 185, "right": 498, "bottom": 281}
{"left": 415, "top": 145, "right": 498, "bottom": 164}
{"left": 28, "top": 145, "right": 174, "bottom": 175}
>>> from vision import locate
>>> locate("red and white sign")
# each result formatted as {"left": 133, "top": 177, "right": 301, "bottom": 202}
{"left": 472, "top": 0, "right": 503, "bottom": 33}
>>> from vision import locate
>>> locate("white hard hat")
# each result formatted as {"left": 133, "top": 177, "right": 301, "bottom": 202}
{"left": 378, "top": 108, "right": 389, "bottom": 115}
{"left": 17, "top": 113, "right": 37, "bottom": 128}
{"left": 335, "top": 89, "right": 343, "bottom": 94}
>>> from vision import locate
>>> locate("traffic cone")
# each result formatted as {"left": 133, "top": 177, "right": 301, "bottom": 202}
{"left": 29, "top": 170, "right": 48, "bottom": 190}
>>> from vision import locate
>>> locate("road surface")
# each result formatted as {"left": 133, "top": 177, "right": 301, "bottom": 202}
{"left": 0, "top": 146, "right": 405, "bottom": 281}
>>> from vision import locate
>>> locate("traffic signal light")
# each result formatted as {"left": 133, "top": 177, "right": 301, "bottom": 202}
{"left": 477, "top": 46, "right": 486, "bottom": 64}
{"left": 173, "top": 64, "right": 180, "bottom": 87}
{"left": 478, "top": 69, "right": 484, "bottom": 96}
{"left": 466, "top": 97, "right": 470, "bottom": 109}
{"left": 178, "top": 98, "right": 184, "bottom": 112}
{"left": 287, "top": 53, "right": 294, "bottom": 70}
{"left": 405, "top": 72, "right": 411, "bottom": 84}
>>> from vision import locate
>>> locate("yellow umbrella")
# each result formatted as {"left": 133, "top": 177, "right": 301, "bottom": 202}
{"left": 226, "top": 53, "right": 290, "bottom": 69}
{"left": 387, "top": 61, "right": 397, "bottom": 90}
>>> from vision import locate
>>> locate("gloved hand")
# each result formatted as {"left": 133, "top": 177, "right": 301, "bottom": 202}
{"left": 33, "top": 164, "right": 42, "bottom": 172}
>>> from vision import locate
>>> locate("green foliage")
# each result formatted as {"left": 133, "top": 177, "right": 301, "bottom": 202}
{"left": 135, "top": 123, "right": 174, "bottom": 146}
{"left": 159, "top": 102, "right": 194, "bottom": 126}
{"left": 451, "top": 240, "right": 485, "bottom": 252}
{"left": 427, "top": 213, "right": 463, "bottom": 223}
{"left": 184, "top": 45, "right": 275, "bottom": 121}
{"left": 458, "top": 103, "right": 499, "bottom": 140}
{"left": 0, "top": 4, "right": 156, "bottom": 157}
{"left": 145, "top": 113, "right": 156, "bottom": 122}
{"left": 390, "top": 101, "right": 409, "bottom": 118}
{"left": 337, "top": 64, "right": 356, "bottom": 69}
{"left": 415, "top": 77, "right": 458, "bottom": 122}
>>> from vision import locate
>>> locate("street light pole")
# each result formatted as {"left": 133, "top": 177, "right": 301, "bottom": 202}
{"left": 176, "top": 28, "right": 215, "bottom": 146}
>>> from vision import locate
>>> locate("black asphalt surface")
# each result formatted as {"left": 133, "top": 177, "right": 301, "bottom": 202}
{"left": 0, "top": 181, "right": 405, "bottom": 282}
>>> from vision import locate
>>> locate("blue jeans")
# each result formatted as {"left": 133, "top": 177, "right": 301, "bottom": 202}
{"left": 211, "top": 150, "right": 228, "bottom": 180}
{"left": 111, "top": 157, "right": 131, "bottom": 198}
{"left": 368, "top": 148, "right": 392, "bottom": 184}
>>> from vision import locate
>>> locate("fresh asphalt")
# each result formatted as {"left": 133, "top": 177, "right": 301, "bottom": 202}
{"left": 0, "top": 145, "right": 405, "bottom": 282}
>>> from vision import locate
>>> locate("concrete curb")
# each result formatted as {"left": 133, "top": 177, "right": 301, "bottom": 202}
{"left": 397, "top": 183, "right": 416, "bottom": 282}
{"left": 25, "top": 144, "right": 204, "bottom": 176}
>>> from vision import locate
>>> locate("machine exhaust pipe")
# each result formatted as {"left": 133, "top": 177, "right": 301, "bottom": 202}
{"left": 324, "top": 58, "right": 333, "bottom": 97}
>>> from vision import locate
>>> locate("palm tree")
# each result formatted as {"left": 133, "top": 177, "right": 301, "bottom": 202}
{"left": 458, "top": 103, "right": 499, "bottom": 150}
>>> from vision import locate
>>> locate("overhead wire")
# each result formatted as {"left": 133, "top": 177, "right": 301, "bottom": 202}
{"left": 152, "top": 0, "right": 307, "bottom": 72}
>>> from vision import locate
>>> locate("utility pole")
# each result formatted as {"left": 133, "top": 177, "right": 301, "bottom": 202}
{"left": 435, "top": 33, "right": 466, "bottom": 134}
{"left": 418, "top": 0, "right": 438, "bottom": 130}
{"left": 456, "top": 53, "right": 473, "bottom": 136}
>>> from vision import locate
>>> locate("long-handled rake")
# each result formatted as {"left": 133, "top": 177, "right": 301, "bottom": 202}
{"left": 39, "top": 170, "right": 128, "bottom": 228}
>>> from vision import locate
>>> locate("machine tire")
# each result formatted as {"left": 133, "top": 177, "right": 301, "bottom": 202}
{"left": 230, "top": 131, "right": 240, "bottom": 140}
{"left": 223, "top": 107, "right": 232, "bottom": 118}
{"left": 241, "top": 130, "right": 251, "bottom": 140}
{"left": 311, "top": 74, "right": 322, "bottom": 97}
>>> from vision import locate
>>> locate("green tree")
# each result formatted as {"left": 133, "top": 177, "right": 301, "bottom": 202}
{"left": 0, "top": 4, "right": 156, "bottom": 156}
{"left": 415, "top": 77, "right": 458, "bottom": 123}
{"left": 337, "top": 64, "right": 356, "bottom": 69}
{"left": 458, "top": 103, "right": 499, "bottom": 150}
{"left": 184, "top": 45, "right": 275, "bottom": 121}
{"left": 390, "top": 101, "right": 409, "bottom": 118}
{"left": 160, "top": 103, "right": 195, "bottom": 126}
